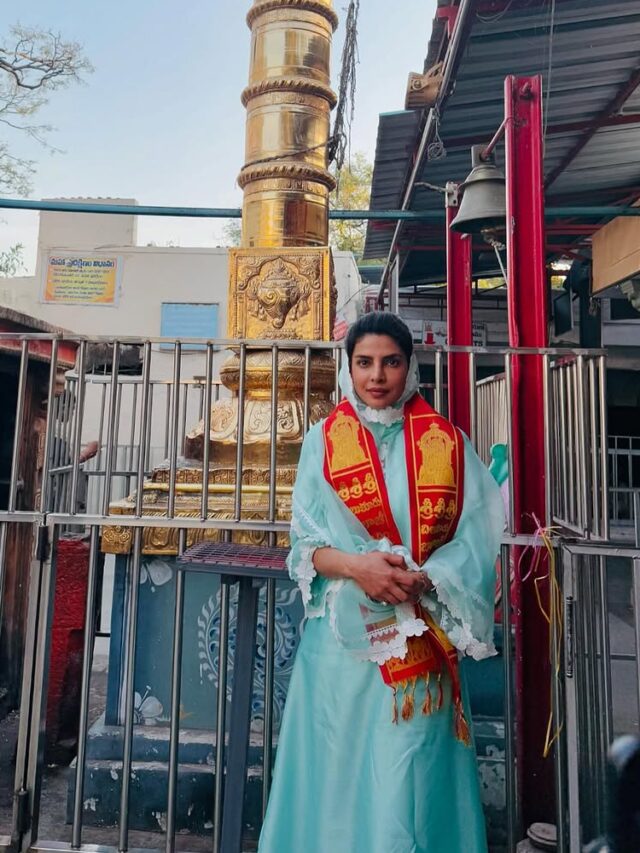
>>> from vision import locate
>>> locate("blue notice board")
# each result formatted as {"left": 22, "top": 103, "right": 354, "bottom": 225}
{"left": 160, "top": 302, "right": 219, "bottom": 350}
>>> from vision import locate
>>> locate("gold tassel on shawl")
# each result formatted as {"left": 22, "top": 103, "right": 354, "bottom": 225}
{"left": 421, "top": 673, "right": 432, "bottom": 716}
{"left": 401, "top": 678, "right": 417, "bottom": 721}
{"left": 392, "top": 669, "right": 472, "bottom": 746}
{"left": 454, "top": 698, "right": 472, "bottom": 747}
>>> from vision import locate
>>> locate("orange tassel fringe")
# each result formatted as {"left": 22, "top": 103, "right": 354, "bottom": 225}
{"left": 421, "top": 673, "right": 432, "bottom": 716}
{"left": 389, "top": 672, "right": 473, "bottom": 749}
{"left": 401, "top": 678, "right": 417, "bottom": 721}
{"left": 454, "top": 699, "right": 472, "bottom": 746}
{"left": 436, "top": 672, "right": 444, "bottom": 710}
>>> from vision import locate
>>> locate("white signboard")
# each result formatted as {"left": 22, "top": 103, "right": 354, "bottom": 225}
{"left": 42, "top": 254, "right": 121, "bottom": 305}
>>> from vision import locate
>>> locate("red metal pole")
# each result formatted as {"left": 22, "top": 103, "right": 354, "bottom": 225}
{"left": 505, "top": 75, "right": 553, "bottom": 827}
{"left": 446, "top": 186, "right": 472, "bottom": 431}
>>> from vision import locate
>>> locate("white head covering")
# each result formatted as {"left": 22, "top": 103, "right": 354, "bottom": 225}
{"left": 338, "top": 350, "right": 420, "bottom": 427}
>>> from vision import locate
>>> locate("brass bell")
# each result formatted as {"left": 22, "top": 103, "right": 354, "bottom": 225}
{"left": 450, "top": 144, "right": 506, "bottom": 234}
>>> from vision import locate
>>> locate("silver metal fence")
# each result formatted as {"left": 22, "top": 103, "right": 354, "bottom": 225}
{"left": 0, "top": 333, "right": 614, "bottom": 853}
{"left": 475, "top": 354, "right": 609, "bottom": 540}
{"left": 48, "top": 371, "right": 226, "bottom": 516}
{"left": 609, "top": 435, "right": 640, "bottom": 529}
{"left": 476, "top": 372, "right": 509, "bottom": 465}
{"left": 19, "top": 338, "right": 608, "bottom": 539}
{"left": 550, "top": 356, "right": 610, "bottom": 540}
{"left": 559, "top": 541, "right": 640, "bottom": 852}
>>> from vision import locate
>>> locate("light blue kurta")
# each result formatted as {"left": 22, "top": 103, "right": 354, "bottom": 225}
{"left": 259, "top": 363, "right": 504, "bottom": 853}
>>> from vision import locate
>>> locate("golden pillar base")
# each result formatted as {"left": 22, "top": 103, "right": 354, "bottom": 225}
{"left": 184, "top": 351, "right": 335, "bottom": 466}
{"left": 101, "top": 476, "right": 292, "bottom": 557}
{"left": 184, "top": 244, "right": 336, "bottom": 467}
{"left": 102, "top": 248, "right": 337, "bottom": 557}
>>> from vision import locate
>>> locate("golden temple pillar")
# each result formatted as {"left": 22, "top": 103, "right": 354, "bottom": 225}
{"left": 103, "top": 0, "right": 338, "bottom": 556}
{"left": 239, "top": 0, "right": 338, "bottom": 249}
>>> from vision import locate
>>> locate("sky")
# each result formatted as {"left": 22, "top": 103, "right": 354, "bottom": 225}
{"left": 1, "top": 1, "right": 435, "bottom": 273}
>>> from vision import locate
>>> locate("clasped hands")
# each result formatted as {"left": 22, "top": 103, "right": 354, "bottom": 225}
{"left": 348, "top": 551, "right": 433, "bottom": 607}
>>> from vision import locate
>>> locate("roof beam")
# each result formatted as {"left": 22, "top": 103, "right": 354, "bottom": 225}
{"left": 548, "top": 187, "right": 640, "bottom": 262}
{"left": 444, "top": 113, "right": 640, "bottom": 152}
{"left": 544, "top": 64, "right": 640, "bottom": 189}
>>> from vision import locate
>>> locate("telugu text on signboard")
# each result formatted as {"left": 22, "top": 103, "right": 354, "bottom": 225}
{"left": 42, "top": 255, "right": 120, "bottom": 305}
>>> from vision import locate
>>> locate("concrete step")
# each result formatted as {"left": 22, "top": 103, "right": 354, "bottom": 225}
{"left": 74, "top": 715, "right": 507, "bottom": 843}
{"left": 67, "top": 757, "right": 262, "bottom": 839}
{"left": 85, "top": 714, "right": 264, "bottom": 765}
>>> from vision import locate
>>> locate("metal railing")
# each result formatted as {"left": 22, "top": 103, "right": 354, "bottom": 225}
{"left": 0, "top": 333, "right": 615, "bottom": 853}
{"left": 0, "top": 335, "right": 606, "bottom": 532}
{"left": 559, "top": 541, "right": 640, "bottom": 852}
{"left": 609, "top": 435, "right": 640, "bottom": 528}
{"left": 475, "top": 353, "right": 609, "bottom": 539}
{"left": 49, "top": 372, "right": 226, "bottom": 516}
{"left": 476, "top": 371, "right": 509, "bottom": 464}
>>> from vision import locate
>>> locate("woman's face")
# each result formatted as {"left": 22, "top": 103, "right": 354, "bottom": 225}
{"left": 350, "top": 333, "right": 410, "bottom": 409}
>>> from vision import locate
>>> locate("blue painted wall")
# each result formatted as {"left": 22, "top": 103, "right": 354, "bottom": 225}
{"left": 106, "top": 555, "right": 302, "bottom": 732}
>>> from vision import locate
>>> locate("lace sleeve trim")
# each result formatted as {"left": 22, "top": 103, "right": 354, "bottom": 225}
{"left": 425, "top": 577, "right": 496, "bottom": 661}
{"left": 289, "top": 540, "right": 326, "bottom": 608}
{"left": 328, "top": 594, "right": 428, "bottom": 665}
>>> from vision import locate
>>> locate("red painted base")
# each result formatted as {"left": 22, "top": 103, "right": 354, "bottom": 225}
{"left": 46, "top": 536, "right": 90, "bottom": 753}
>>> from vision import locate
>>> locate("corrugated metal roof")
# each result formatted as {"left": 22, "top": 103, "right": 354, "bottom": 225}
{"left": 364, "top": 0, "right": 640, "bottom": 277}
{"left": 367, "top": 111, "right": 422, "bottom": 211}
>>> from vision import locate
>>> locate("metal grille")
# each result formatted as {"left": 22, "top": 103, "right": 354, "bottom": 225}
{"left": 180, "top": 541, "right": 290, "bottom": 577}
{"left": 609, "top": 435, "right": 640, "bottom": 529}
{"left": 475, "top": 353, "right": 610, "bottom": 540}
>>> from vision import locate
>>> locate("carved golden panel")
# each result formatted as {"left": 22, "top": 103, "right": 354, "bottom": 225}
{"left": 101, "top": 525, "right": 134, "bottom": 555}
{"left": 228, "top": 247, "right": 335, "bottom": 341}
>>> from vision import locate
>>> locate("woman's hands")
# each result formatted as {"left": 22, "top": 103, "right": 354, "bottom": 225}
{"left": 347, "top": 552, "right": 432, "bottom": 606}
{"left": 312, "top": 546, "right": 433, "bottom": 606}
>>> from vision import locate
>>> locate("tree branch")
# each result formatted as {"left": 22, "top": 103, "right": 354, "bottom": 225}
{"left": 0, "top": 24, "right": 92, "bottom": 195}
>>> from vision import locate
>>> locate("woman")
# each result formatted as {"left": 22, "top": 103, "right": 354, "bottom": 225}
{"left": 259, "top": 312, "right": 504, "bottom": 853}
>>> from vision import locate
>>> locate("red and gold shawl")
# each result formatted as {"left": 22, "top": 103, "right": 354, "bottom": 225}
{"left": 322, "top": 393, "right": 471, "bottom": 744}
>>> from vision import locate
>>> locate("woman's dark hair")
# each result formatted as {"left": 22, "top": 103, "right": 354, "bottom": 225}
{"left": 345, "top": 311, "right": 413, "bottom": 365}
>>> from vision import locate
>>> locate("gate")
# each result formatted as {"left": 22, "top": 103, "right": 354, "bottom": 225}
{"left": 0, "top": 333, "right": 622, "bottom": 852}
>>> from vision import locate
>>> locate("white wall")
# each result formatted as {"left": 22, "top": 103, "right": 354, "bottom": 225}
{"left": 333, "top": 252, "right": 362, "bottom": 325}
{"left": 38, "top": 198, "right": 138, "bottom": 250}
